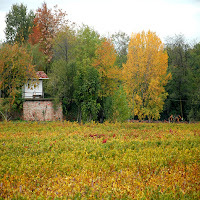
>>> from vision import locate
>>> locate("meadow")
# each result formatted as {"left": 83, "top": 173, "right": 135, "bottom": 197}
{"left": 0, "top": 121, "right": 199, "bottom": 199}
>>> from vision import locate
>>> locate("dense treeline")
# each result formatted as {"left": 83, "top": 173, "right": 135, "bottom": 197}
{"left": 0, "top": 2, "right": 199, "bottom": 122}
{"left": 163, "top": 35, "right": 200, "bottom": 121}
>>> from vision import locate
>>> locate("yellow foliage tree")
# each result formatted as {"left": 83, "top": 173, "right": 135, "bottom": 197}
{"left": 0, "top": 43, "right": 36, "bottom": 104}
{"left": 123, "top": 30, "right": 171, "bottom": 120}
{"left": 93, "top": 38, "right": 120, "bottom": 97}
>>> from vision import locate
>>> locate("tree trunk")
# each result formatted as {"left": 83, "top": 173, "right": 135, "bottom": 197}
{"left": 77, "top": 107, "right": 81, "bottom": 123}
{"left": 180, "top": 98, "right": 183, "bottom": 118}
{"left": 132, "top": 92, "right": 134, "bottom": 120}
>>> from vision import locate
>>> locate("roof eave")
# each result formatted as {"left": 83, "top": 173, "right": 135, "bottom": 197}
{"left": 39, "top": 78, "right": 49, "bottom": 80}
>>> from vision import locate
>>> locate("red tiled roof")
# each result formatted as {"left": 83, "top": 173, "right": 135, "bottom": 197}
{"left": 36, "top": 71, "right": 48, "bottom": 79}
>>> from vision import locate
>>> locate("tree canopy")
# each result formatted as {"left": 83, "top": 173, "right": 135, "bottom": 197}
{"left": 93, "top": 38, "right": 120, "bottom": 97}
{"left": 123, "top": 31, "right": 171, "bottom": 120}
{"left": 28, "top": 2, "right": 67, "bottom": 70}
{"left": 5, "top": 3, "right": 34, "bottom": 44}
{"left": 0, "top": 43, "right": 36, "bottom": 103}
{"left": 163, "top": 35, "right": 200, "bottom": 121}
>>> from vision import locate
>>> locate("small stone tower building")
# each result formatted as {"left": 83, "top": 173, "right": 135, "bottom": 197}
{"left": 23, "top": 71, "right": 63, "bottom": 121}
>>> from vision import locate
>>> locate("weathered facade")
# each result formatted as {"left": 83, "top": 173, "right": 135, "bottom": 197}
{"left": 23, "top": 100, "right": 63, "bottom": 121}
{"left": 23, "top": 71, "right": 63, "bottom": 121}
{"left": 22, "top": 71, "right": 49, "bottom": 99}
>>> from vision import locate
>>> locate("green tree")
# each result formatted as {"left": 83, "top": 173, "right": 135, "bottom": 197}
{"left": 107, "top": 85, "right": 130, "bottom": 122}
{"left": 52, "top": 25, "right": 76, "bottom": 62}
{"left": 5, "top": 3, "right": 34, "bottom": 44}
{"left": 74, "top": 65, "right": 100, "bottom": 122}
{"left": 112, "top": 31, "right": 129, "bottom": 68}
{"left": 75, "top": 25, "right": 101, "bottom": 65}
{"left": 73, "top": 25, "right": 101, "bottom": 122}
{"left": 47, "top": 25, "right": 101, "bottom": 122}
{"left": 187, "top": 42, "right": 200, "bottom": 121}
{"left": 47, "top": 59, "right": 76, "bottom": 113}
{"left": 46, "top": 26, "right": 77, "bottom": 117}
{"left": 112, "top": 86, "right": 130, "bottom": 122}
{"left": 164, "top": 34, "right": 192, "bottom": 120}
{"left": 26, "top": 43, "right": 47, "bottom": 71}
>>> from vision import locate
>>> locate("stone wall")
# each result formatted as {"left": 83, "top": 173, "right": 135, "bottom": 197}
{"left": 23, "top": 100, "right": 63, "bottom": 121}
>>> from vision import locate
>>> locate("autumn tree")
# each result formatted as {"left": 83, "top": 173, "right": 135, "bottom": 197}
{"left": 0, "top": 43, "right": 36, "bottom": 120}
{"left": 28, "top": 2, "right": 67, "bottom": 71}
{"left": 123, "top": 30, "right": 171, "bottom": 120}
{"left": 5, "top": 3, "right": 34, "bottom": 44}
{"left": 92, "top": 38, "right": 122, "bottom": 121}
{"left": 93, "top": 38, "right": 120, "bottom": 97}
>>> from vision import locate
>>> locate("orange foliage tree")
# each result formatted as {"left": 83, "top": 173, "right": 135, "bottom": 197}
{"left": 93, "top": 38, "right": 120, "bottom": 97}
{"left": 29, "top": 2, "right": 67, "bottom": 68}
{"left": 0, "top": 43, "right": 36, "bottom": 114}
{"left": 123, "top": 31, "right": 171, "bottom": 120}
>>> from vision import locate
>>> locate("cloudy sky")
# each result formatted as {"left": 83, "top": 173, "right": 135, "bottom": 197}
{"left": 0, "top": 0, "right": 200, "bottom": 43}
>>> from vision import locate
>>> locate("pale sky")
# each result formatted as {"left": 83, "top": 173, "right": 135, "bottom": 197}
{"left": 0, "top": 0, "right": 200, "bottom": 43}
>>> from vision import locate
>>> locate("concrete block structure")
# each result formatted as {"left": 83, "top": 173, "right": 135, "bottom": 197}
{"left": 23, "top": 100, "right": 63, "bottom": 121}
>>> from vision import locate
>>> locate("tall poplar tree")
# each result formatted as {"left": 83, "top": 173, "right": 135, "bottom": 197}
{"left": 93, "top": 38, "right": 121, "bottom": 122}
{"left": 73, "top": 25, "right": 101, "bottom": 122}
{"left": 5, "top": 3, "right": 34, "bottom": 44}
{"left": 123, "top": 30, "right": 171, "bottom": 120}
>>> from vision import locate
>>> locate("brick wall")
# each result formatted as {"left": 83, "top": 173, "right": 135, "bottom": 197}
{"left": 23, "top": 100, "right": 63, "bottom": 121}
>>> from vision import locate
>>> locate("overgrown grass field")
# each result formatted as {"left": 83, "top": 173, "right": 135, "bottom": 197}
{"left": 0, "top": 121, "right": 200, "bottom": 199}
